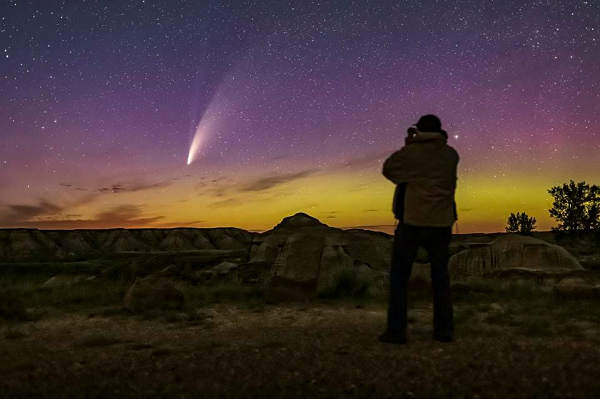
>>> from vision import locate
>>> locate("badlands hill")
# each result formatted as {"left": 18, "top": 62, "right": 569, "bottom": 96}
{"left": 1, "top": 213, "right": 599, "bottom": 298}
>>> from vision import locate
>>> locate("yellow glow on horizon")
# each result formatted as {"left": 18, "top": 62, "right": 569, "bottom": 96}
{"left": 39, "top": 161, "right": 599, "bottom": 234}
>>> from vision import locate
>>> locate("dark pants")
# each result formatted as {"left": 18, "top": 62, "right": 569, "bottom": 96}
{"left": 387, "top": 224, "right": 454, "bottom": 335}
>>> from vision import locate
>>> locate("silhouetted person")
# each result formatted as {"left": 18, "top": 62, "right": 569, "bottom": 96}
{"left": 379, "top": 114, "right": 459, "bottom": 344}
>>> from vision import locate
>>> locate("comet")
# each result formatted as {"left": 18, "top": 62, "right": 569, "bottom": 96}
{"left": 186, "top": 66, "right": 243, "bottom": 165}
{"left": 187, "top": 106, "right": 217, "bottom": 165}
{"left": 187, "top": 121, "right": 209, "bottom": 165}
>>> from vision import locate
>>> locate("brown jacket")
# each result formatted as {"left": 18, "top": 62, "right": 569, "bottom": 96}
{"left": 382, "top": 132, "right": 459, "bottom": 227}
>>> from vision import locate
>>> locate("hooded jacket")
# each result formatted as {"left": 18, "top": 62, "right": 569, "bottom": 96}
{"left": 382, "top": 132, "right": 459, "bottom": 227}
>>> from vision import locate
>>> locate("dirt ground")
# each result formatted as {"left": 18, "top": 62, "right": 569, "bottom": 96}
{"left": 2, "top": 302, "right": 600, "bottom": 399}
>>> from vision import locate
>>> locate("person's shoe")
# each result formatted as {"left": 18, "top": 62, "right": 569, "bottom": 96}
{"left": 433, "top": 332, "right": 453, "bottom": 342}
{"left": 378, "top": 329, "right": 408, "bottom": 344}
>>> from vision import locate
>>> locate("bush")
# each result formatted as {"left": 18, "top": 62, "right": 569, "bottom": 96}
{"left": 319, "top": 269, "right": 369, "bottom": 299}
{"left": 506, "top": 212, "right": 537, "bottom": 235}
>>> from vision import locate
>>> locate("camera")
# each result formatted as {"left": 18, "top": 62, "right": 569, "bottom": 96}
{"left": 407, "top": 126, "right": 418, "bottom": 138}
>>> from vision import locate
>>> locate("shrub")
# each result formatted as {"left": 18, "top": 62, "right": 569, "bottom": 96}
{"left": 319, "top": 269, "right": 369, "bottom": 299}
{"left": 505, "top": 212, "right": 537, "bottom": 235}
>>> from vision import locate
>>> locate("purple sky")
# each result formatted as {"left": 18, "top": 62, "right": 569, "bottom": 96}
{"left": 1, "top": 0, "right": 599, "bottom": 233}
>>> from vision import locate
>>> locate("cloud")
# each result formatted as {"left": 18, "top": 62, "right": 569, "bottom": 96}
{"left": 60, "top": 178, "right": 171, "bottom": 195}
{"left": 0, "top": 202, "right": 163, "bottom": 229}
{"left": 154, "top": 220, "right": 206, "bottom": 228}
{"left": 239, "top": 170, "right": 315, "bottom": 192}
{"left": 97, "top": 180, "right": 170, "bottom": 193}
{"left": 324, "top": 151, "right": 390, "bottom": 173}
{"left": 0, "top": 200, "right": 64, "bottom": 224}
{"left": 208, "top": 197, "right": 243, "bottom": 209}
{"left": 205, "top": 170, "right": 315, "bottom": 208}
{"left": 94, "top": 205, "right": 163, "bottom": 226}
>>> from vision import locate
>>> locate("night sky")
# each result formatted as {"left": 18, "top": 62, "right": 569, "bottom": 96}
{"left": 1, "top": 0, "right": 599, "bottom": 233}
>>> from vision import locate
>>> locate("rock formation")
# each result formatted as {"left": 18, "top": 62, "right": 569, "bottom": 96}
{"left": 449, "top": 234, "right": 583, "bottom": 279}
{"left": 0, "top": 227, "right": 253, "bottom": 261}
{"left": 2, "top": 214, "right": 592, "bottom": 300}
{"left": 250, "top": 213, "right": 391, "bottom": 299}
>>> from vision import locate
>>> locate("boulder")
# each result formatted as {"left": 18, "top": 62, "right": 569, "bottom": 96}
{"left": 211, "top": 261, "right": 238, "bottom": 276}
{"left": 123, "top": 277, "right": 185, "bottom": 313}
{"left": 42, "top": 274, "right": 95, "bottom": 287}
{"left": 554, "top": 277, "right": 600, "bottom": 300}
{"left": 253, "top": 214, "right": 391, "bottom": 300}
{"left": 450, "top": 235, "right": 583, "bottom": 280}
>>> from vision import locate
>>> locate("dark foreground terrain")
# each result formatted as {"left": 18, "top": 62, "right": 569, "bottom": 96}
{"left": 1, "top": 224, "right": 599, "bottom": 397}
{"left": 2, "top": 285, "right": 600, "bottom": 398}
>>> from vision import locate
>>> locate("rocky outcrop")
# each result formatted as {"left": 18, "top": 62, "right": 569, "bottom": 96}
{"left": 0, "top": 227, "right": 253, "bottom": 261}
{"left": 449, "top": 235, "right": 583, "bottom": 279}
{"left": 250, "top": 213, "right": 392, "bottom": 299}
{"left": 273, "top": 213, "right": 328, "bottom": 229}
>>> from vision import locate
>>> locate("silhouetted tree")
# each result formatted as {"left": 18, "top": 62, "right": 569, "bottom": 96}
{"left": 505, "top": 212, "right": 537, "bottom": 235}
{"left": 585, "top": 185, "right": 600, "bottom": 231}
{"left": 548, "top": 180, "right": 600, "bottom": 232}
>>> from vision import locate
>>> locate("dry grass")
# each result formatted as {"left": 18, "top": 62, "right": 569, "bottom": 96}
{"left": 2, "top": 269, "right": 600, "bottom": 397}
{"left": 1, "top": 302, "right": 599, "bottom": 398}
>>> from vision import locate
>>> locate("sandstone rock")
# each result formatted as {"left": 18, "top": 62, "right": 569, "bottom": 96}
{"left": 273, "top": 213, "right": 327, "bottom": 229}
{"left": 211, "top": 261, "right": 238, "bottom": 276}
{"left": 450, "top": 235, "right": 583, "bottom": 279}
{"left": 254, "top": 214, "right": 390, "bottom": 299}
{"left": 123, "top": 277, "right": 184, "bottom": 313}
{"left": 42, "top": 275, "right": 95, "bottom": 288}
